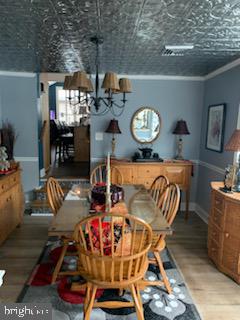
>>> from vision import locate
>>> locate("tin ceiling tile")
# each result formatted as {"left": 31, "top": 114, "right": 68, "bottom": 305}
{"left": 0, "top": 0, "right": 240, "bottom": 75}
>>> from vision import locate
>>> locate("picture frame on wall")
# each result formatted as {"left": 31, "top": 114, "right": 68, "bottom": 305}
{"left": 206, "top": 103, "right": 226, "bottom": 152}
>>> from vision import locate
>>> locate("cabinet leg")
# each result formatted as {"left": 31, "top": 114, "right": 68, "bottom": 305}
{"left": 185, "top": 189, "right": 190, "bottom": 220}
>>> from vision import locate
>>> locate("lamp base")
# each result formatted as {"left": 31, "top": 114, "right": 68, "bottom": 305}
{"left": 233, "top": 165, "right": 240, "bottom": 192}
{"left": 174, "top": 155, "right": 184, "bottom": 160}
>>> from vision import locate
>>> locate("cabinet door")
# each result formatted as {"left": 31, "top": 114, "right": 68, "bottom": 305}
{"left": 222, "top": 233, "right": 240, "bottom": 275}
{"left": 116, "top": 166, "right": 135, "bottom": 184}
{"left": 0, "top": 189, "right": 14, "bottom": 244}
{"left": 12, "top": 184, "right": 23, "bottom": 225}
{"left": 135, "top": 177, "right": 154, "bottom": 189}
{"left": 224, "top": 200, "right": 240, "bottom": 239}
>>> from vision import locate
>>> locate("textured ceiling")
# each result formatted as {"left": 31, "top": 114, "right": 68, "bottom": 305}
{"left": 1, "top": 0, "right": 240, "bottom": 75}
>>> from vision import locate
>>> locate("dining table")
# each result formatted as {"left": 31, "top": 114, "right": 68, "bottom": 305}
{"left": 48, "top": 184, "right": 172, "bottom": 237}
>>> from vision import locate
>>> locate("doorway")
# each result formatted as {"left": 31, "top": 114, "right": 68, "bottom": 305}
{"left": 40, "top": 77, "right": 90, "bottom": 180}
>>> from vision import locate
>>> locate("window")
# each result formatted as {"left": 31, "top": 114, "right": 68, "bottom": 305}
{"left": 56, "top": 87, "right": 85, "bottom": 125}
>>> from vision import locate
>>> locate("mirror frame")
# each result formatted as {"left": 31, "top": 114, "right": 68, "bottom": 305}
{"left": 130, "top": 107, "right": 162, "bottom": 144}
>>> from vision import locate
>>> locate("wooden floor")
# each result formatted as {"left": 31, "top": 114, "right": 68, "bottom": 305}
{"left": 0, "top": 212, "right": 240, "bottom": 320}
{"left": 45, "top": 160, "right": 90, "bottom": 179}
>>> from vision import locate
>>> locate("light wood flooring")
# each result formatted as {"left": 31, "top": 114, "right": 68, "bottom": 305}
{"left": 0, "top": 213, "right": 240, "bottom": 320}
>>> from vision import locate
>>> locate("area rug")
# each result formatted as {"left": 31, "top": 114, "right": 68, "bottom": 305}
{"left": 18, "top": 238, "right": 201, "bottom": 320}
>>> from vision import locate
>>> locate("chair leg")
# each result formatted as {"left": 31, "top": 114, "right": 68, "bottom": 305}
{"left": 84, "top": 284, "right": 97, "bottom": 320}
{"left": 130, "top": 284, "right": 144, "bottom": 320}
{"left": 51, "top": 243, "right": 68, "bottom": 284}
{"left": 84, "top": 283, "right": 91, "bottom": 314}
{"left": 154, "top": 251, "right": 172, "bottom": 294}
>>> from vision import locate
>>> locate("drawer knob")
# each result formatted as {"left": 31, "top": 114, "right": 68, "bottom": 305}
{"left": 211, "top": 247, "right": 216, "bottom": 252}
{"left": 225, "top": 233, "right": 229, "bottom": 238}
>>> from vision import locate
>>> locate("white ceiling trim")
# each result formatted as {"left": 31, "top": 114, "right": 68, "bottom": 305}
{"left": 0, "top": 71, "right": 36, "bottom": 77}
{"left": 41, "top": 72, "right": 204, "bottom": 82}
{"left": 3, "top": 56, "right": 240, "bottom": 82}
{"left": 117, "top": 75, "right": 204, "bottom": 81}
{"left": 205, "top": 57, "right": 240, "bottom": 80}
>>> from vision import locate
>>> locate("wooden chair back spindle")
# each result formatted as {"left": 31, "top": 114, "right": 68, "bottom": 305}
{"left": 46, "top": 177, "right": 64, "bottom": 216}
{"left": 74, "top": 212, "right": 152, "bottom": 286}
{"left": 90, "top": 164, "right": 123, "bottom": 185}
{"left": 155, "top": 183, "right": 180, "bottom": 248}
{"left": 150, "top": 175, "right": 169, "bottom": 207}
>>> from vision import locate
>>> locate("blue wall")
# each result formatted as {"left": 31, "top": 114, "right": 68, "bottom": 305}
{"left": 91, "top": 79, "right": 204, "bottom": 204}
{"left": 0, "top": 74, "right": 39, "bottom": 192}
{"left": 196, "top": 66, "right": 240, "bottom": 214}
{"left": 91, "top": 79, "right": 204, "bottom": 161}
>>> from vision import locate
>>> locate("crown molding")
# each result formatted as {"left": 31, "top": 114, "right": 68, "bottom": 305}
{"left": 40, "top": 72, "right": 204, "bottom": 82}
{"left": 205, "top": 57, "right": 240, "bottom": 80}
{"left": 33, "top": 56, "right": 240, "bottom": 83}
{"left": 116, "top": 75, "right": 204, "bottom": 81}
{"left": 0, "top": 71, "right": 36, "bottom": 77}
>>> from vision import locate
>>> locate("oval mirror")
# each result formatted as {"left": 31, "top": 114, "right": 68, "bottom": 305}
{"left": 131, "top": 107, "right": 161, "bottom": 143}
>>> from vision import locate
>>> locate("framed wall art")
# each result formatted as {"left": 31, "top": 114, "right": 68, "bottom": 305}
{"left": 206, "top": 103, "right": 226, "bottom": 152}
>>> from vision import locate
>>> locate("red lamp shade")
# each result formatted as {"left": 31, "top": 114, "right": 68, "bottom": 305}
{"left": 173, "top": 120, "right": 190, "bottom": 135}
{"left": 105, "top": 119, "right": 121, "bottom": 134}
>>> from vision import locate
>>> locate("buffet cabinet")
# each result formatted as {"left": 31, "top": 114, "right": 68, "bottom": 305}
{"left": 0, "top": 169, "right": 24, "bottom": 245}
{"left": 111, "top": 160, "right": 192, "bottom": 218}
{"left": 208, "top": 182, "right": 240, "bottom": 284}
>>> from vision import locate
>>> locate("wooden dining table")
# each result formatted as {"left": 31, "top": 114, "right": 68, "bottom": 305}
{"left": 48, "top": 184, "right": 172, "bottom": 237}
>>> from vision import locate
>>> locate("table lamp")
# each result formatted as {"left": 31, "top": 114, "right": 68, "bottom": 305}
{"left": 172, "top": 120, "right": 190, "bottom": 159}
{"left": 105, "top": 119, "right": 121, "bottom": 157}
{"left": 225, "top": 129, "right": 240, "bottom": 192}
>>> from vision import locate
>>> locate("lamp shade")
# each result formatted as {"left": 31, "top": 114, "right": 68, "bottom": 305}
{"left": 119, "top": 78, "right": 132, "bottom": 93}
{"left": 102, "top": 72, "right": 120, "bottom": 91}
{"left": 173, "top": 120, "right": 190, "bottom": 135}
{"left": 105, "top": 119, "right": 121, "bottom": 134}
{"left": 71, "top": 71, "right": 89, "bottom": 90}
{"left": 63, "top": 76, "right": 72, "bottom": 90}
{"left": 86, "top": 78, "right": 94, "bottom": 93}
{"left": 225, "top": 129, "right": 240, "bottom": 151}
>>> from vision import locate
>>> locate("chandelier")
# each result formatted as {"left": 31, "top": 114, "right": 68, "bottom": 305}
{"left": 63, "top": 36, "right": 132, "bottom": 117}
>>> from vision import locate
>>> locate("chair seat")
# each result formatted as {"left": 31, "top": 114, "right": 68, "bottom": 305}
{"left": 77, "top": 258, "right": 149, "bottom": 288}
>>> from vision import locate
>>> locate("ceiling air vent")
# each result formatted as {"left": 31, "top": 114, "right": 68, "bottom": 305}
{"left": 162, "top": 45, "right": 194, "bottom": 57}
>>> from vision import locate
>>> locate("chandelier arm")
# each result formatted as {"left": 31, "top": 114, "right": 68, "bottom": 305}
{"left": 110, "top": 105, "right": 125, "bottom": 117}
{"left": 111, "top": 100, "right": 127, "bottom": 109}
{"left": 71, "top": 95, "right": 87, "bottom": 106}
{"left": 101, "top": 97, "right": 112, "bottom": 107}
{"left": 91, "top": 106, "right": 109, "bottom": 116}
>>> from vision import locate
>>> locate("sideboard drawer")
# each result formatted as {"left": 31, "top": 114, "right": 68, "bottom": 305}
{"left": 211, "top": 207, "right": 224, "bottom": 229}
{"left": 208, "top": 238, "right": 220, "bottom": 265}
{"left": 163, "top": 167, "right": 186, "bottom": 186}
{"left": 0, "top": 171, "right": 19, "bottom": 195}
{"left": 136, "top": 166, "right": 161, "bottom": 178}
{"left": 209, "top": 223, "right": 221, "bottom": 245}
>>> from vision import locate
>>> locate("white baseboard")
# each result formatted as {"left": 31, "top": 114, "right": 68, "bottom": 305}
{"left": 195, "top": 204, "right": 209, "bottom": 224}
{"left": 180, "top": 202, "right": 209, "bottom": 224}
{"left": 180, "top": 202, "right": 196, "bottom": 211}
